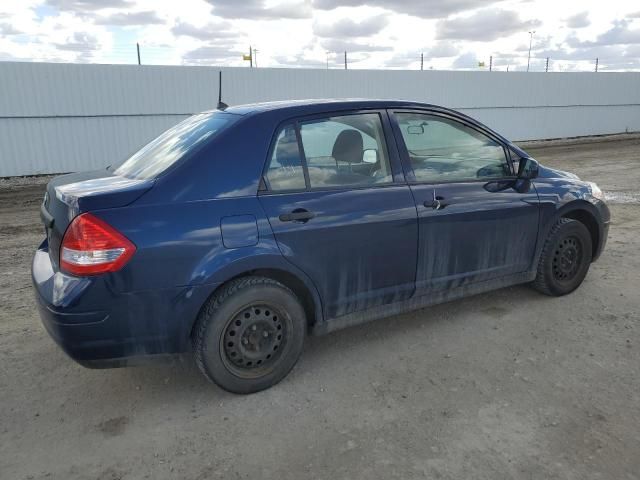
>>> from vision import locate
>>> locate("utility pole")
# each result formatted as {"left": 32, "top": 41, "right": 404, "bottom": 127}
{"left": 344, "top": 51, "right": 347, "bottom": 70}
{"left": 420, "top": 52, "right": 424, "bottom": 71}
{"left": 249, "top": 46, "right": 253, "bottom": 68}
{"left": 526, "top": 30, "right": 536, "bottom": 72}
{"left": 136, "top": 42, "right": 141, "bottom": 65}
{"left": 545, "top": 57, "right": 549, "bottom": 72}
{"left": 326, "top": 51, "right": 329, "bottom": 69}
{"left": 595, "top": 57, "right": 599, "bottom": 72}
{"left": 489, "top": 55, "right": 493, "bottom": 72}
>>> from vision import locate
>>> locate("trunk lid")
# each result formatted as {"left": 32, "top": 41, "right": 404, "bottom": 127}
{"left": 41, "top": 170, "right": 153, "bottom": 270}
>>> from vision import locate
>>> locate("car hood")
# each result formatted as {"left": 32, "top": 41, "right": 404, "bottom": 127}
{"left": 537, "top": 164, "right": 581, "bottom": 180}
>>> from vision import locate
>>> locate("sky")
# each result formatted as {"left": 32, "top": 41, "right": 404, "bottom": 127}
{"left": 0, "top": 0, "right": 639, "bottom": 72}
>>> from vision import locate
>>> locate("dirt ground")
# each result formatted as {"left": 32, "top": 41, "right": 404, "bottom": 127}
{"left": 1, "top": 135, "right": 639, "bottom": 480}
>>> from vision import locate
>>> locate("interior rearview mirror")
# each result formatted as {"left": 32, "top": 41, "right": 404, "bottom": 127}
{"left": 517, "top": 157, "right": 539, "bottom": 180}
{"left": 407, "top": 125, "right": 424, "bottom": 135}
{"left": 362, "top": 149, "right": 378, "bottom": 164}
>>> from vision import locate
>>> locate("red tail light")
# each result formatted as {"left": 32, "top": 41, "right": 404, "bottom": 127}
{"left": 60, "top": 213, "right": 136, "bottom": 276}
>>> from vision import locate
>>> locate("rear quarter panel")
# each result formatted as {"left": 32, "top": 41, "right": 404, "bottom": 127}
{"left": 138, "top": 113, "right": 278, "bottom": 203}
{"left": 93, "top": 197, "right": 274, "bottom": 292}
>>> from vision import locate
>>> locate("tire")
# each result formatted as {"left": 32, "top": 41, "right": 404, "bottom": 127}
{"left": 532, "top": 218, "right": 593, "bottom": 296}
{"left": 192, "top": 276, "right": 306, "bottom": 394}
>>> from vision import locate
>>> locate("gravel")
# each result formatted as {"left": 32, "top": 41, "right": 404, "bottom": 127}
{"left": 1, "top": 136, "right": 638, "bottom": 480}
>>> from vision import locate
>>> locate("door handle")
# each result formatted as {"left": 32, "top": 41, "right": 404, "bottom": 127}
{"left": 279, "top": 209, "right": 316, "bottom": 223}
{"left": 423, "top": 196, "right": 447, "bottom": 210}
{"left": 424, "top": 199, "right": 440, "bottom": 210}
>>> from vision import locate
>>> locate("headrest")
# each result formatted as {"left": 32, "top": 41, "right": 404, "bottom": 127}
{"left": 332, "top": 129, "right": 363, "bottom": 164}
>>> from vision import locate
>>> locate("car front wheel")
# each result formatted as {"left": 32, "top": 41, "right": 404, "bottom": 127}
{"left": 192, "top": 276, "right": 306, "bottom": 394}
{"left": 532, "top": 217, "right": 593, "bottom": 296}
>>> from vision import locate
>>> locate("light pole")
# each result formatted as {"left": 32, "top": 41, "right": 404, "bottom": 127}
{"left": 526, "top": 30, "right": 536, "bottom": 72}
{"left": 326, "top": 51, "right": 330, "bottom": 69}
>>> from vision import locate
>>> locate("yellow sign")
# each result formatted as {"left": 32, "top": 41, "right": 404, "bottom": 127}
{"left": 478, "top": 61, "right": 485, "bottom": 67}
{"left": 243, "top": 54, "right": 252, "bottom": 61}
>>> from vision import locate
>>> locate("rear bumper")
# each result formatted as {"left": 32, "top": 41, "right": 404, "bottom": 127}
{"left": 32, "top": 241, "right": 217, "bottom": 367}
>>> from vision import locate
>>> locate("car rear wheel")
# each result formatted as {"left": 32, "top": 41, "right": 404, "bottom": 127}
{"left": 192, "top": 276, "right": 306, "bottom": 394}
{"left": 531, "top": 218, "right": 593, "bottom": 296}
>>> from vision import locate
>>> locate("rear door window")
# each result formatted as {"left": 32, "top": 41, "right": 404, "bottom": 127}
{"left": 299, "top": 113, "right": 393, "bottom": 188}
{"left": 264, "top": 124, "right": 306, "bottom": 191}
{"left": 113, "top": 112, "right": 239, "bottom": 180}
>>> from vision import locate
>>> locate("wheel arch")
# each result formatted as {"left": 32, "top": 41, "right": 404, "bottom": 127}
{"left": 188, "top": 259, "right": 324, "bottom": 342}
{"left": 557, "top": 201, "right": 601, "bottom": 259}
{"left": 245, "top": 268, "right": 318, "bottom": 330}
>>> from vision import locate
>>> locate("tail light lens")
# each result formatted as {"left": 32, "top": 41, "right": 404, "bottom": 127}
{"left": 60, "top": 213, "right": 136, "bottom": 276}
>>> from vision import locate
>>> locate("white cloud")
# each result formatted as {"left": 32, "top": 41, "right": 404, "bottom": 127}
{"left": 452, "top": 51, "right": 480, "bottom": 69}
{"left": 565, "top": 11, "right": 590, "bottom": 29}
{"left": 94, "top": 10, "right": 165, "bottom": 26}
{"left": 171, "top": 20, "right": 238, "bottom": 41}
{"left": 426, "top": 42, "right": 460, "bottom": 58}
{"left": 204, "top": 0, "right": 313, "bottom": 20}
{"left": 436, "top": 9, "right": 542, "bottom": 41}
{"left": 46, "top": 0, "right": 134, "bottom": 11}
{"left": 312, "top": 0, "right": 498, "bottom": 19}
{"left": 0, "top": 0, "right": 638, "bottom": 71}
{"left": 313, "top": 15, "right": 389, "bottom": 38}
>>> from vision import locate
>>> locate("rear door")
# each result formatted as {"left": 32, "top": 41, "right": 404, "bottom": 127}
{"left": 390, "top": 110, "right": 540, "bottom": 294}
{"left": 259, "top": 111, "right": 418, "bottom": 319}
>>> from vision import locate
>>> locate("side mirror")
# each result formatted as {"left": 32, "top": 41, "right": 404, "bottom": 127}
{"left": 362, "top": 149, "right": 378, "bottom": 164}
{"left": 517, "top": 157, "right": 539, "bottom": 180}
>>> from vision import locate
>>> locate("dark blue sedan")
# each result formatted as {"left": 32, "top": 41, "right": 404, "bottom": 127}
{"left": 33, "top": 99, "right": 610, "bottom": 393}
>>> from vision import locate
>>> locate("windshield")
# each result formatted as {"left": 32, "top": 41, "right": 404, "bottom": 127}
{"left": 113, "top": 111, "right": 239, "bottom": 180}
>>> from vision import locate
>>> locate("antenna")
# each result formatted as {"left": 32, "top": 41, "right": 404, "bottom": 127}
{"left": 217, "top": 71, "right": 228, "bottom": 110}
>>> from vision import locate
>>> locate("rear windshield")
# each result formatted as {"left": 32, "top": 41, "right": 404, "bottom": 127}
{"left": 113, "top": 112, "right": 239, "bottom": 180}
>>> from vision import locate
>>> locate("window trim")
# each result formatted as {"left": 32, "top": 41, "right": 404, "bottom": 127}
{"left": 260, "top": 109, "right": 404, "bottom": 195}
{"left": 294, "top": 122, "right": 312, "bottom": 189}
{"left": 389, "top": 109, "right": 517, "bottom": 186}
{"left": 260, "top": 121, "right": 308, "bottom": 194}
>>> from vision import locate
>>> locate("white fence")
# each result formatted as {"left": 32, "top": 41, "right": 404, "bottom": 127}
{"left": 1, "top": 61, "right": 639, "bottom": 177}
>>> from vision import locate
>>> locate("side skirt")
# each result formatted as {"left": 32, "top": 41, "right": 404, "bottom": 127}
{"left": 310, "top": 271, "right": 536, "bottom": 336}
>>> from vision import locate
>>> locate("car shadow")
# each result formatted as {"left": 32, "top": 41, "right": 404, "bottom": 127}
{"left": 300, "top": 284, "right": 544, "bottom": 373}
{"left": 112, "top": 283, "right": 545, "bottom": 399}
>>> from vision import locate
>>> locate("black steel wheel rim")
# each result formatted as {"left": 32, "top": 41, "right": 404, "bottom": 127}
{"left": 221, "top": 303, "right": 288, "bottom": 378}
{"left": 552, "top": 235, "right": 583, "bottom": 282}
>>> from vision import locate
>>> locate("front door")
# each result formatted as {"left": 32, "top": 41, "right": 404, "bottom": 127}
{"left": 390, "top": 110, "right": 540, "bottom": 294}
{"left": 259, "top": 111, "right": 418, "bottom": 319}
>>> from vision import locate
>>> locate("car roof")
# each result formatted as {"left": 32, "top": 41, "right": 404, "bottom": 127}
{"left": 204, "top": 98, "right": 520, "bottom": 155}
{"left": 215, "top": 99, "right": 444, "bottom": 116}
